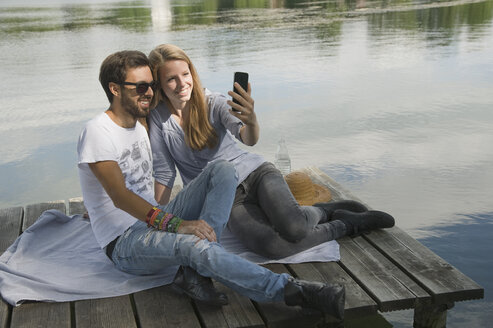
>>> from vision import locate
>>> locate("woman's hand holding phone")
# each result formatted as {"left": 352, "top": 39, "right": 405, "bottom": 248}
{"left": 227, "top": 72, "right": 259, "bottom": 145}
{"left": 228, "top": 72, "right": 256, "bottom": 125}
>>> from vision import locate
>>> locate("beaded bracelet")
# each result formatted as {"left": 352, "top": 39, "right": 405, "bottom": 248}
{"left": 167, "top": 216, "right": 183, "bottom": 233}
{"left": 146, "top": 207, "right": 183, "bottom": 232}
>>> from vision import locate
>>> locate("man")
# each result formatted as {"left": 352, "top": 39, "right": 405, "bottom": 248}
{"left": 77, "top": 50, "right": 345, "bottom": 320}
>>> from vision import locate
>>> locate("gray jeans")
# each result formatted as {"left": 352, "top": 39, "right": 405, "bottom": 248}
{"left": 228, "top": 162, "right": 346, "bottom": 259}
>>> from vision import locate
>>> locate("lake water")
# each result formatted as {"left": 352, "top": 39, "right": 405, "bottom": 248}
{"left": 1, "top": 0, "right": 492, "bottom": 326}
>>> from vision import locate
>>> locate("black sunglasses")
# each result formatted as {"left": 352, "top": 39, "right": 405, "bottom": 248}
{"left": 120, "top": 81, "right": 158, "bottom": 95}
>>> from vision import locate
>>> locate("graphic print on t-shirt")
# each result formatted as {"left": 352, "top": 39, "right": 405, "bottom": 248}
{"left": 119, "top": 140, "right": 152, "bottom": 193}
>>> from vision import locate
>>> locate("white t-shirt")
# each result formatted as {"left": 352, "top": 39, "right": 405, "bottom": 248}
{"left": 77, "top": 112, "right": 156, "bottom": 248}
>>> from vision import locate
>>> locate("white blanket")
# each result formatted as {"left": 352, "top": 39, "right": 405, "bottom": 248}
{"left": 0, "top": 210, "right": 339, "bottom": 306}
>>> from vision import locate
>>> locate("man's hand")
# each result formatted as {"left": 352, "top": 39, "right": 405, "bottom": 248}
{"left": 177, "top": 220, "right": 217, "bottom": 242}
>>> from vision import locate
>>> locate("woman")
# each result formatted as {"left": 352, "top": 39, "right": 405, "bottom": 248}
{"left": 147, "top": 44, "right": 394, "bottom": 259}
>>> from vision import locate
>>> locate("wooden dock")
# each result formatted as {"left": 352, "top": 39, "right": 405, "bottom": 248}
{"left": 0, "top": 167, "right": 484, "bottom": 328}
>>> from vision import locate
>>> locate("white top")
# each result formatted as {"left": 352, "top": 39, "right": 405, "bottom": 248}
{"left": 77, "top": 112, "right": 157, "bottom": 248}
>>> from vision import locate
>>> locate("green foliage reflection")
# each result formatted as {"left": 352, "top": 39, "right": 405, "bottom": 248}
{"left": 0, "top": 0, "right": 491, "bottom": 37}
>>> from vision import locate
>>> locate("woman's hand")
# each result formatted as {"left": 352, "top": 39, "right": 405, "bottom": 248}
{"left": 228, "top": 82, "right": 260, "bottom": 145}
{"left": 177, "top": 219, "right": 217, "bottom": 242}
{"left": 227, "top": 82, "right": 256, "bottom": 126}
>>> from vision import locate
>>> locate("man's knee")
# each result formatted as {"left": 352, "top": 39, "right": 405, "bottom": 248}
{"left": 185, "top": 239, "right": 225, "bottom": 266}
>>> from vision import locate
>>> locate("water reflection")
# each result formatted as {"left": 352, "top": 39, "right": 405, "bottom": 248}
{"left": 151, "top": 0, "right": 172, "bottom": 31}
{"left": 1, "top": 0, "right": 492, "bottom": 34}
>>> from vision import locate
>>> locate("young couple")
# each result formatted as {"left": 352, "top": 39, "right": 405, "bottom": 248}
{"left": 77, "top": 45, "right": 394, "bottom": 320}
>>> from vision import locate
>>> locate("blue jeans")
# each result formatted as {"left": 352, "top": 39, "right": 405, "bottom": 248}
{"left": 228, "top": 162, "right": 347, "bottom": 259}
{"left": 111, "top": 160, "right": 289, "bottom": 302}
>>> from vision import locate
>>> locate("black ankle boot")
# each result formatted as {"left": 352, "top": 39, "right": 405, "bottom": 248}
{"left": 333, "top": 209, "right": 395, "bottom": 237}
{"left": 172, "top": 266, "right": 229, "bottom": 306}
{"left": 313, "top": 200, "right": 368, "bottom": 222}
{"left": 284, "top": 278, "right": 345, "bottom": 320}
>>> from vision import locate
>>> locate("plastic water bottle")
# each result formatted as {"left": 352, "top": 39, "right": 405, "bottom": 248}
{"left": 274, "top": 138, "right": 291, "bottom": 175}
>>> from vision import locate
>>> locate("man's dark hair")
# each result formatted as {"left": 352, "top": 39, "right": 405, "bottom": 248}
{"left": 99, "top": 50, "right": 151, "bottom": 103}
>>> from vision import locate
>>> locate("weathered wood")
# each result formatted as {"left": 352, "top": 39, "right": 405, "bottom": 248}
{"left": 22, "top": 200, "right": 66, "bottom": 231}
{"left": 133, "top": 285, "right": 200, "bottom": 328}
{"left": 0, "top": 299, "right": 10, "bottom": 328}
{"left": 0, "top": 207, "right": 22, "bottom": 253}
{"left": 74, "top": 296, "right": 136, "bottom": 328}
{"left": 0, "top": 207, "right": 21, "bottom": 328}
{"left": 290, "top": 262, "right": 377, "bottom": 319}
{"left": 338, "top": 235, "right": 430, "bottom": 312}
{"left": 365, "top": 227, "right": 484, "bottom": 305}
{"left": 195, "top": 282, "right": 265, "bottom": 328}
{"left": 303, "top": 167, "right": 484, "bottom": 305}
{"left": 0, "top": 168, "right": 486, "bottom": 328}
{"left": 10, "top": 302, "right": 71, "bottom": 328}
{"left": 68, "top": 197, "right": 86, "bottom": 216}
{"left": 413, "top": 299, "right": 451, "bottom": 328}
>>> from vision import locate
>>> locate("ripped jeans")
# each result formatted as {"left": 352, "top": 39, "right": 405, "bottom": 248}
{"left": 111, "top": 160, "right": 289, "bottom": 302}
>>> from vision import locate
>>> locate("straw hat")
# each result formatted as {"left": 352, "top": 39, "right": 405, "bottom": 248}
{"left": 285, "top": 171, "right": 332, "bottom": 206}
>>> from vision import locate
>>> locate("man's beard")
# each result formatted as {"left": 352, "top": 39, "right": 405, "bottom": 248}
{"left": 121, "top": 89, "right": 150, "bottom": 118}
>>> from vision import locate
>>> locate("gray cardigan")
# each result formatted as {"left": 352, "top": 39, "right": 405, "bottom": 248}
{"left": 148, "top": 91, "right": 265, "bottom": 187}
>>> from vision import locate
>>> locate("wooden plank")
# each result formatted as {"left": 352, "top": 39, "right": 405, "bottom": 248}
{"left": 338, "top": 235, "right": 430, "bottom": 311}
{"left": 289, "top": 262, "right": 377, "bottom": 319}
{"left": 22, "top": 200, "right": 66, "bottom": 231}
{"left": 68, "top": 197, "right": 86, "bottom": 216}
{"left": 365, "top": 227, "right": 484, "bottom": 304}
{"left": 11, "top": 201, "right": 71, "bottom": 328}
{"left": 0, "top": 207, "right": 22, "bottom": 328}
{"left": 195, "top": 282, "right": 265, "bottom": 328}
{"left": 0, "top": 299, "right": 10, "bottom": 328}
{"left": 133, "top": 285, "right": 200, "bottom": 328}
{"left": 413, "top": 299, "right": 449, "bottom": 328}
{"left": 75, "top": 295, "right": 136, "bottom": 328}
{"left": 0, "top": 206, "right": 23, "bottom": 254}
{"left": 10, "top": 302, "right": 70, "bottom": 328}
{"left": 304, "top": 167, "right": 484, "bottom": 305}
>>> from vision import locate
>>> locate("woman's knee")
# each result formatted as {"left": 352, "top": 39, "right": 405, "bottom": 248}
{"left": 209, "top": 160, "right": 237, "bottom": 181}
{"left": 279, "top": 226, "right": 308, "bottom": 242}
{"left": 210, "top": 159, "right": 234, "bottom": 173}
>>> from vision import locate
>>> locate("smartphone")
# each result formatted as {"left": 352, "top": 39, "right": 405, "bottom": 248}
{"left": 232, "top": 72, "right": 249, "bottom": 109}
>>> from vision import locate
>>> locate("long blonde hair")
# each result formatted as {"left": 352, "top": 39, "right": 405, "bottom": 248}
{"left": 149, "top": 44, "right": 217, "bottom": 150}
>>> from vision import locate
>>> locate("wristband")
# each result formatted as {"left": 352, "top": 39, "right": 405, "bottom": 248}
{"left": 146, "top": 207, "right": 182, "bottom": 232}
